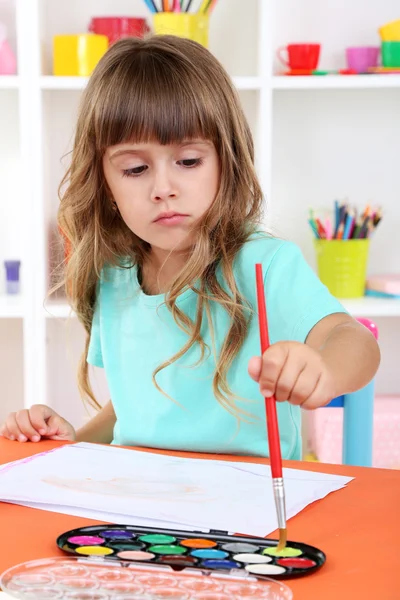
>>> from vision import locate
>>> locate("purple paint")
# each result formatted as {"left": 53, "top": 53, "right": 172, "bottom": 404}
{"left": 100, "top": 529, "right": 134, "bottom": 540}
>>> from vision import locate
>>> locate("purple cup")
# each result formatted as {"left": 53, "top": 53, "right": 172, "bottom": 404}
{"left": 346, "top": 46, "right": 380, "bottom": 73}
{"left": 4, "top": 260, "right": 21, "bottom": 294}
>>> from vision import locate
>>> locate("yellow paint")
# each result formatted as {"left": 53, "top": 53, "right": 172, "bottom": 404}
{"left": 263, "top": 547, "right": 302, "bottom": 558}
{"left": 76, "top": 545, "right": 114, "bottom": 556}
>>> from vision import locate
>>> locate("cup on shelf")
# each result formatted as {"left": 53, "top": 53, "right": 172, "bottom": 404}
{"left": 0, "top": 22, "right": 17, "bottom": 75}
{"left": 345, "top": 46, "right": 379, "bottom": 73}
{"left": 4, "top": 260, "right": 21, "bottom": 295}
{"left": 276, "top": 43, "right": 321, "bottom": 71}
{"left": 314, "top": 239, "right": 370, "bottom": 299}
{"left": 88, "top": 17, "right": 150, "bottom": 45}
{"left": 52, "top": 34, "right": 109, "bottom": 77}
{"left": 378, "top": 19, "right": 400, "bottom": 42}
{"left": 153, "top": 13, "right": 209, "bottom": 48}
{"left": 381, "top": 41, "right": 400, "bottom": 67}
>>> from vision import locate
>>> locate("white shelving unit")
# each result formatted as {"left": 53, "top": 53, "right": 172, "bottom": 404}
{"left": 0, "top": 0, "right": 399, "bottom": 423}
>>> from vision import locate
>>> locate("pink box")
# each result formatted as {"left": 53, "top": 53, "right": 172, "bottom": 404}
{"left": 308, "top": 395, "right": 400, "bottom": 469}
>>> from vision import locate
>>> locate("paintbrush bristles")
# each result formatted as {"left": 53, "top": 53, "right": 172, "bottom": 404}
{"left": 276, "top": 528, "right": 287, "bottom": 552}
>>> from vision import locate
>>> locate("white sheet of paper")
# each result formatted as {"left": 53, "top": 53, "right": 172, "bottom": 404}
{"left": 0, "top": 442, "right": 352, "bottom": 536}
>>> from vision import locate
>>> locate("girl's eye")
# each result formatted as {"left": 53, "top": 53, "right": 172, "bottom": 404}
{"left": 178, "top": 158, "right": 203, "bottom": 168}
{"left": 122, "top": 165, "right": 148, "bottom": 177}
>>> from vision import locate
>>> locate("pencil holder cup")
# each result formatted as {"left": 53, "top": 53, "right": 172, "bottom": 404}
{"left": 153, "top": 13, "right": 209, "bottom": 47}
{"left": 314, "top": 239, "right": 370, "bottom": 298}
{"left": 53, "top": 34, "right": 109, "bottom": 76}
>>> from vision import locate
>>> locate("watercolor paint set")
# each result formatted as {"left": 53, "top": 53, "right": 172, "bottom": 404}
{"left": 56, "top": 524, "right": 325, "bottom": 581}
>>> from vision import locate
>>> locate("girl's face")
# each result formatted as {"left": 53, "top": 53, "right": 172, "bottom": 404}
{"left": 103, "top": 139, "right": 220, "bottom": 255}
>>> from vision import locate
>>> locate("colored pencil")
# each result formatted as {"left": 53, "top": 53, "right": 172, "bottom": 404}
{"left": 308, "top": 201, "right": 382, "bottom": 240}
{"left": 208, "top": 0, "right": 219, "bottom": 13}
{"left": 315, "top": 218, "right": 327, "bottom": 239}
{"left": 172, "top": 0, "right": 181, "bottom": 11}
{"left": 198, "top": 0, "right": 210, "bottom": 13}
{"left": 255, "top": 263, "right": 287, "bottom": 552}
{"left": 142, "top": 0, "right": 158, "bottom": 13}
{"left": 334, "top": 199, "right": 340, "bottom": 237}
{"left": 203, "top": 0, "right": 214, "bottom": 14}
{"left": 343, "top": 210, "right": 354, "bottom": 240}
{"left": 185, "top": 0, "right": 194, "bottom": 11}
{"left": 162, "top": 0, "right": 170, "bottom": 11}
{"left": 325, "top": 216, "right": 332, "bottom": 240}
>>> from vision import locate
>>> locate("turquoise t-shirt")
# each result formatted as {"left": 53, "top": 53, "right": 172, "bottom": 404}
{"left": 87, "top": 236, "right": 346, "bottom": 459}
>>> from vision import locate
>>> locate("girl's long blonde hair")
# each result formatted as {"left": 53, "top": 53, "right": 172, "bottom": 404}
{"left": 58, "top": 35, "right": 264, "bottom": 420}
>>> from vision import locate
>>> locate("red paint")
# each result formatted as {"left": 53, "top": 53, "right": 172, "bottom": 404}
{"left": 277, "top": 557, "right": 316, "bottom": 569}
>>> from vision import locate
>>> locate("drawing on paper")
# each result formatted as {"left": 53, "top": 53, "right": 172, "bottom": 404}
{"left": 41, "top": 475, "right": 214, "bottom": 503}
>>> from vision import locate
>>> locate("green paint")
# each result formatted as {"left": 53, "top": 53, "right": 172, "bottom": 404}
{"left": 109, "top": 543, "right": 144, "bottom": 552}
{"left": 139, "top": 534, "right": 176, "bottom": 544}
{"left": 149, "top": 545, "right": 187, "bottom": 555}
{"left": 263, "top": 547, "right": 302, "bottom": 558}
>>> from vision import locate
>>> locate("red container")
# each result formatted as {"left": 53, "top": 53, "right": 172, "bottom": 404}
{"left": 88, "top": 17, "right": 150, "bottom": 45}
{"left": 277, "top": 43, "right": 321, "bottom": 70}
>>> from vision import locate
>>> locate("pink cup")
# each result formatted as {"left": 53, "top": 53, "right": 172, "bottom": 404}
{"left": 346, "top": 46, "right": 379, "bottom": 73}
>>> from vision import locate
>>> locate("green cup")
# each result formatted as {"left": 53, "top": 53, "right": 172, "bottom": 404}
{"left": 381, "top": 41, "right": 400, "bottom": 67}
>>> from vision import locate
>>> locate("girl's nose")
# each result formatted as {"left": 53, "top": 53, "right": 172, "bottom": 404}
{"left": 151, "top": 168, "right": 177, "bottom": 202}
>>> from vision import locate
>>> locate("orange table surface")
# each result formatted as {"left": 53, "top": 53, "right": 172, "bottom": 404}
{"left": 0, "top": 438, "right": 399, "bottom": 599}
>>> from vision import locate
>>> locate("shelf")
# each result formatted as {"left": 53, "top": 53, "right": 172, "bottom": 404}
{"left": 41, "top": 75, "right": 400, "bottom": 92}
{"left": 40, "top": 75, "right": 263, "bottom": 91}
{"left": 341, "top": 297, "right": 400, "bottom": 318}
{"left": 0, "top": 76, "right": 20, "bottom": 90}
{"left": 273, "top": 74, "right": 400, "bottom": 90}
{"left": 0, "top": 295, "right": 24, "bottom": 318}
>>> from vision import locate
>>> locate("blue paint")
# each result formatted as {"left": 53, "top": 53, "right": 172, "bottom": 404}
{"left": 191, "top": 549, "right": 228, "bottom": 560}
{"left": 202, "top": 559, "right": 240, "bottom": 570}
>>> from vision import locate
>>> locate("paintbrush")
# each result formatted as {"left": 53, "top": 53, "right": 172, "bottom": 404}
{"left": 255, "top": 263, "right": 287, "bottom": 552}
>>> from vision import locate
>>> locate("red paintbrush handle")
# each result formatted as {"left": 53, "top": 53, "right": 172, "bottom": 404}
{"left": 255, "top": 264, "right": 283, "bottom": 479}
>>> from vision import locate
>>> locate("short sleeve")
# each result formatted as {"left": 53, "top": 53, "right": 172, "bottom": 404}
{"left": 264, "top": 242, "right": 348, "bottom": 344}
{"left": 87, "top": 294, "right": 104, "bottom": 368}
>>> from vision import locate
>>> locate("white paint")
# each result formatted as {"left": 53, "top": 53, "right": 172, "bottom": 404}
{"left": 245, "top": 563, "right": 286, "bottom": 575}
{"left": 233, "top": 553, "right": 272, "bottom": 563}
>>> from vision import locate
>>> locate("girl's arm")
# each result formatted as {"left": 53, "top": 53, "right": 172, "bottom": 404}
{"left": 75, "top": 400, "right": 116, "bottom": 444}
{"left": 250, "top": 313, "right": 380, "bottom": 409}
{"left": 306, "top": 312, "right": 380, "bottom": 394}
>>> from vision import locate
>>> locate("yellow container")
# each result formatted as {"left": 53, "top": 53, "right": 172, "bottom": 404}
{"left": 53, "top": 34, "right": 109, "bottom": 76}
{"left": 314, "top": 239, "right": 370, "bottom": 299}
{"left": 153, "top": 13, "right": 209, "bottom": 47}
{"left": 378, "top": 19, "right": 400, "bottom": 42}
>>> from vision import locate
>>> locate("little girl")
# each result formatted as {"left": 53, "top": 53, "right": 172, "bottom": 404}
{"left": 0, "top": 36, "right": 379, "bottom": 459}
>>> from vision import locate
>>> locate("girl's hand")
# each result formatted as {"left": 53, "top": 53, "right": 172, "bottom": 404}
{"left": 0, "top": 404, "right": 76, "bottom": 442}
{"left": 248, "top": 341, "right": 337, "bottom": 410}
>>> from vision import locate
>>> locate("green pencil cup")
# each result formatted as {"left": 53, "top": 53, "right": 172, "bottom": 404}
{"left": 314, "top": 239, "right": 370, "bottom": 298}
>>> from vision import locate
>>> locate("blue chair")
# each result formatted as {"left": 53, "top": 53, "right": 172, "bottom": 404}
{"left": 324, "top": 318, "right": 378, "bottom": 467}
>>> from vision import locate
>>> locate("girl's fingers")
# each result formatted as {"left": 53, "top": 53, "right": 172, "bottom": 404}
{"left": 15, "top": 410, "right": 41, "bottom": 442}
{"left": 0, "top": 422, "right": 15, "bottom": 441}
{"left": 273, "top": 351, "right": 307, "bottom": 403}
{"left": 4, "top": 412, "right": 24, "bottom": 441}
{"left": 29, "top": 404, "right": 56, "bottom": 436}
{"left": 301, "top": 374, "right": 330, "bottom": 410}
{"left": 248, "top": 356, "right": 262, "bottom": 382}
{"left": 258, "top": 344, "right": 289, "bottom": 398}
{"left": 287, "top": 367, "right": 320, "bottom": 405}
